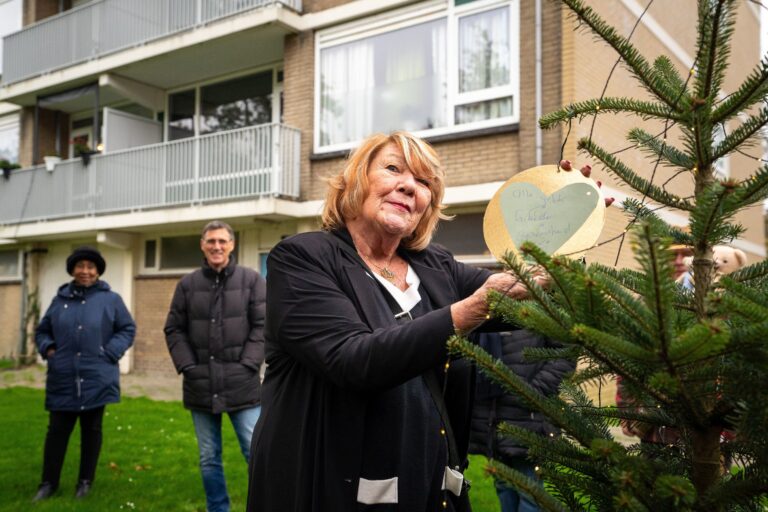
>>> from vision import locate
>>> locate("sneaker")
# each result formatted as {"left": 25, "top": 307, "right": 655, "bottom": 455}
{"left": 33, "top": 482, "right": 57, "bottom": 501}
{"left": 74, "top": 479, "right": 92, "bottom": 499}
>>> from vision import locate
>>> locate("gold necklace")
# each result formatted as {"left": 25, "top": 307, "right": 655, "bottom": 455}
{"left": 362, "top": 255, "right": 398, "bottom": 283}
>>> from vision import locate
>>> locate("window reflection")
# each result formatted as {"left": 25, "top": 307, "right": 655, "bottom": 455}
{"left": 200, "top": 71, "right": 272, "bottom": 135}
{"left": 458, "top": 7, "right": 510, "bottom": 93}
{"left": 0, "top": 114, "right": 20, "bottom": 163}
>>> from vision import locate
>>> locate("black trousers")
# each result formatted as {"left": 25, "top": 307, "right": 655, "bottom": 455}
{"left": 41, "top": 406, "right": 105, "bottom": 487}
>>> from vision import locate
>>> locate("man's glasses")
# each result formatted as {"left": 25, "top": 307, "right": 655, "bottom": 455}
{"left": 203, "top": 238, "right": 232, "bottom": 246}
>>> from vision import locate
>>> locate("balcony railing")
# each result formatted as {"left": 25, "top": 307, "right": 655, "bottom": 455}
{"left": 0, "top": 124, "right": 300, "bottom": 225}
{"left": 1, "top": 0, "right": 302, "bottom": 85}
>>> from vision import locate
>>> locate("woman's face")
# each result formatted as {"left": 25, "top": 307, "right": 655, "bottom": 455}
{"left": 358, "top": 143, "right": 432, "bottom": 240}
{"left": 73, "top": 260, "right": 99, "bottom": 287}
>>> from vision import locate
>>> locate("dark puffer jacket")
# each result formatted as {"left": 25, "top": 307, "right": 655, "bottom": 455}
{"left": 164, "top": 258, "right": 266, "bottom": 414}
{"left": 35, "top": 280, "right": 135, "bottom": 412}
{"left": 469, "top": 329, "right": 575, "bottom": 461}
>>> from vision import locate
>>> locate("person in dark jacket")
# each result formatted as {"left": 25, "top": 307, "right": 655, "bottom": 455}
{"left": 164, "top": 220, "right": 266, "bottom": 512}
{"left": 247, "top": 132, "right": 548, "bottom": 512}
{"left": 469, "top": 331, "right": 574, "bottom": 512}
{"left": 33, "top": 246, "right": 135, "bottom": 501}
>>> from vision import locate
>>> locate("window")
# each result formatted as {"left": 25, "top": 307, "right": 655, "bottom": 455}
{"left": 0, "top": 249, "right": 21, "bottom": 280}
{"left": 456, "top": 6, "right": 513, "bottom": 124}
{"left": 0, "top": 113, "right": 20, "bottom": 164}
{"left": 142, "top": 234, "right": 240, "bottom": 272}
{"left": 315, "top": 0, "right": 518, "bottom": 152}
{"left": 166, "top": 70, "right": 277, "bottom": 141}
{"left": 433, "top": 213, "right": 491, "bottom": 257}
{"left": 168, "top": 89, "right": 195, "bottom": 141}
{"left": 144, "top": 240, "right": 157, "bottom": 268}
{"left": 160, "top": 236, "right": 201, "bottom": 270}
{"left": 200, "top": 71, "right": 272, "bottom": 134}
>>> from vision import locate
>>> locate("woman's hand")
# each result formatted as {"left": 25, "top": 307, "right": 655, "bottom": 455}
{"left": 451, "top": 272, "right": 543, "bottom": 333}
{"left": 46, "top": 348, "right": 55, "bottom": 358}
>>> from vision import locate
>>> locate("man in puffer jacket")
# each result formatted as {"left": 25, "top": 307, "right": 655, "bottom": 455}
{"left": 469, "top": 330, "right": 575, "bottom": 512}
{"left": 164, "top": 220, "right": 266, "bottom": 512}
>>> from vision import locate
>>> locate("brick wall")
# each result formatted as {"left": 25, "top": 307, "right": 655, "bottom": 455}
{"left": 18, "top": 107, "right": 70, "bottom": 168}
{"left": 23, "top": 0, "right": 70, "bottom": 26}
{"left": 282, "top": 32, "right": 317, "bottom": 201}
{"left": 302, "top": 0, "right": 351, "bottom": 14}
{"left": 0, "top": 283, "right": 22, "bottom": 358}
{"left": 132, "top": 276, "right": 179, "bottom": 374}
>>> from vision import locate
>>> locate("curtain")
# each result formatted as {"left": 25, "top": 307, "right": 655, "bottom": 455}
{"left": 319, "top": 18, "right": 447, "bottom": 147}
{"left": 319, "top": 41, "right": 374, "bottom": 147}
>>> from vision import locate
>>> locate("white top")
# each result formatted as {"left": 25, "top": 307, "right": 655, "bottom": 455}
{"left": 368, "top": 264, "right": 421, "bottom": 313}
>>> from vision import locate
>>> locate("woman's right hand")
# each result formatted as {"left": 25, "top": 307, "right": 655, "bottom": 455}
{"left": 46, "top": 348, "right": 55, "bottom": 359}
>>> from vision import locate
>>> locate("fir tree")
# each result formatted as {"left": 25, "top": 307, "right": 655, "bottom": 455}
{"left": 450, "top": 1, "right": 768, "bottom": 510}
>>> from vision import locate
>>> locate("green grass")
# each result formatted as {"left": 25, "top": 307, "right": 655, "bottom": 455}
{"left": 0, "top": 386, "right": 500, "bottom": 511}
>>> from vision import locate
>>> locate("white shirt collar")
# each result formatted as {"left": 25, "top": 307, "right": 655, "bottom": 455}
{"left": 369, "top": 264, "right": 421, "bottom": 313}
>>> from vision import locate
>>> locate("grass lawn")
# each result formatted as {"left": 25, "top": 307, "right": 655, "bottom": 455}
{"left": 0, "top": 386, "right": 500, "bottom": 511}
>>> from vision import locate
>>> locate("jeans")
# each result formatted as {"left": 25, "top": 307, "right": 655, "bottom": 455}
{"left": 191, "top": 406, "right": 261, "bottom": 512}
{"left": 41, "top": 406, "right": 105, "bottom": 488}
{"left": 495, "top": 458, "right": 540, "bottom": 512}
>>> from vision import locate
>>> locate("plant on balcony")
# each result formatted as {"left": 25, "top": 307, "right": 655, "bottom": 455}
{"left": 73, "top": 142, "right": 100, "bottom": 167}
{"left": 0, "top": 159, "right": 21, "bottom": 180}
{"left": 448, "top": 0, "right": 768, "bottom": 510}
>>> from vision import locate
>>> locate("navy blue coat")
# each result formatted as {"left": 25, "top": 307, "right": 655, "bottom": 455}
{"left": 35, "top": 280, "right": 136, "bottom": 412}
{"left": 469, "top": 330, "right": 575, "bottom": 461}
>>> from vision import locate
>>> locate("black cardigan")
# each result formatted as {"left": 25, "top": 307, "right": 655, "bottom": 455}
{"left": 247, "top": 230, "right": 491, "bottom": 512}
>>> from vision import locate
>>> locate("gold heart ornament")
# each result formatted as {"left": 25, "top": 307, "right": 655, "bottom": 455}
{"left": 483, "top": 164, "right": 606, "bottom": 260}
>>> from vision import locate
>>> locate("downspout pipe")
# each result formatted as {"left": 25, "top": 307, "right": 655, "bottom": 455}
{"left": 535, "top": 0, "right": 543, "bottom": 166}
{"left": 18, "top": 249, "right": 28, "bottom": 362}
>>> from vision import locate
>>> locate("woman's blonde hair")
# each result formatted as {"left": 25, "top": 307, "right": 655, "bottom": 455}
{"left": 321, "top": 131, "right": 449, "bottom": 251}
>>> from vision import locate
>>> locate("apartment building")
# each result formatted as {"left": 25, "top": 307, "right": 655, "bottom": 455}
{"left": 0, "top": 0, "right": 763, "bottom": 372}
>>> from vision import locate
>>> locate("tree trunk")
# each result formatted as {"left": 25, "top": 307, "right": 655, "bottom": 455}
{"left": 691, "top": 425, "right": 722, "bottom": 511}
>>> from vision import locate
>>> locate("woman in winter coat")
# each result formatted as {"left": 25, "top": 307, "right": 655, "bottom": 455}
{"left": 33, "top": 246, "right": 136, "bottom": 501}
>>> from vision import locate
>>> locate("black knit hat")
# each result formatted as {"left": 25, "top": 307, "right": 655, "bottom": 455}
{"left": 66, "top": 246, "right": 106, "bottom": 276}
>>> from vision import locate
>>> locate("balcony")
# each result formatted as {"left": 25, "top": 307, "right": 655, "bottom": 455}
{"left": 1, "top": 0, "right": 302, "bottom": 85}
{"left": 0, "top": 124, "right": 300, "bottom": 225}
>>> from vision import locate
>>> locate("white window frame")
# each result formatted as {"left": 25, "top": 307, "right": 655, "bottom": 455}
{"left": 313, "top": 0, "right": 519, "bottom": 154}
{"left": 0, "top": 248, "right": 22, "bottom": 282}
